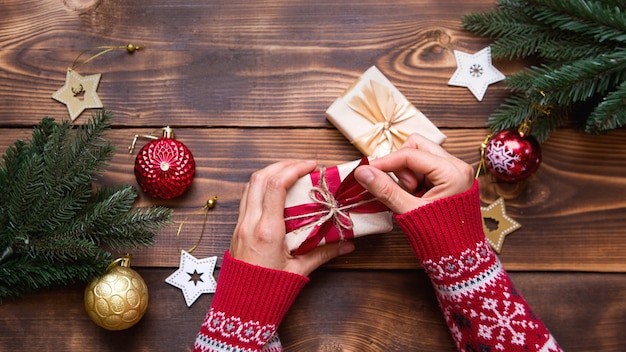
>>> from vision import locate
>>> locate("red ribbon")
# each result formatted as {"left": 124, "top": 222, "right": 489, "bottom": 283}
{"left": 284, "top": 157, "right": 389, "bottom": 255}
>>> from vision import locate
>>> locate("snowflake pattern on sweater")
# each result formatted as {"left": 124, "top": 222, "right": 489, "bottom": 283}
{"left": 194, "top": 181, "right": 562, "bottom": 352}
{"left": 423, "top": 240, "right": 561, "bottom": 351}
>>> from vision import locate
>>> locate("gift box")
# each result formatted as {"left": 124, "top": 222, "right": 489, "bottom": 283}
{"left": 326, "top": 66, "right": 446, "bottom": 157}
{"left": 284, "top": 157, "right": 393, "bottom": 255}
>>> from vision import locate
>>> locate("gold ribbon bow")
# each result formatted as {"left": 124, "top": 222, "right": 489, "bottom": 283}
{"left": 345, "top": 80, "right": 416, "bottom": 155}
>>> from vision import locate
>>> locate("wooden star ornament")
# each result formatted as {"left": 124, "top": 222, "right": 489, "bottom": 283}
{"left": 165, "top": 250, "right": 217, "bottom": 307}
{"left": 52, "top": 69, "right": 103, "bottom": 121}
{"left": 481, "top": 197, "right": 521, "bottom": 253}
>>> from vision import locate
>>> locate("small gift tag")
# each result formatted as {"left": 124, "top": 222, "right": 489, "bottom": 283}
{"left": 326, "top": 66, "right": 446, "bottom": 157}
{"left": 284, "top": 157, "right": 393, "bottom": 255}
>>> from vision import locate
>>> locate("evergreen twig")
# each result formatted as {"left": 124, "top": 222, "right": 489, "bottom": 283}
{"left": 462, "top": 0, "right": 626, "bottom": 141}
{"left": 0, "top": 110, "right": 172, "bottom": 301}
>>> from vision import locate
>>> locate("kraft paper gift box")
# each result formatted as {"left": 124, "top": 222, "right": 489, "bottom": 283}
{"left": 284, "top": 157, "right": 393, "bottom": 255}
{"left": 326, "top": 65, "right": 446, "bottom": 157}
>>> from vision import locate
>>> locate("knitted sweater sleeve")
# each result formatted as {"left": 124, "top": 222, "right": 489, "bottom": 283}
{"left": 194, "top": 250, "right": 309, "bottom": 352}
{"left": 394, "top": 181, "right": 562, "bottom": 352}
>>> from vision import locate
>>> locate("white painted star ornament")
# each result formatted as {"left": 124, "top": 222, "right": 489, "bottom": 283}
{"left": 448, "top": 46, "right": 505, "bottom": 101}
{"left": 52, "top": 69, "right": 103, "bottom": 121}
{"left": 165, "top": 250, "right": 218, "bottom": 307}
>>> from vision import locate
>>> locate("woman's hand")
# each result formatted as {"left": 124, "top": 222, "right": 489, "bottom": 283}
{"left": 230, "top": 160, "right": 355, "bottom": 276}
{"left": 355, "top": 133, "right": 474, "bottom": 214}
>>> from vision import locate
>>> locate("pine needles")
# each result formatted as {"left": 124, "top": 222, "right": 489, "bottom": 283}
{"left": 0, "top": 111, "right": 172, "bottom": 301}
{"left": 462, "top": 0, "right": 626, "bottom": 142}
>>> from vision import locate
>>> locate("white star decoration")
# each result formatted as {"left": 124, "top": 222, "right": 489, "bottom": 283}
{"left": 52, "top": 69, "right": 103, "bottom": 121}
{"left": 448, "top": 47, "right": 505, "bottom": 101}
{"left": 165, "top": 250, "right": 218, "bottom": 307}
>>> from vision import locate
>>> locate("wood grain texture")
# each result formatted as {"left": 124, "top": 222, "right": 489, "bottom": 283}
{"left": 0, "top": 0, "right": 517, "bottom": 128}
{"left": 0, "top": 269, "right": 625, "bottom": 351}
{"left": 2, "top": 0, "right": 626, "bottom": 350}
{"left": 1, "top": 127, "right": 625, "bottom": 270}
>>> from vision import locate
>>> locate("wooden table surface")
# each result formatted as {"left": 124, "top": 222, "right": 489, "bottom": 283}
{"left": 2, "top": 0, "right": 626, "bottom": 351}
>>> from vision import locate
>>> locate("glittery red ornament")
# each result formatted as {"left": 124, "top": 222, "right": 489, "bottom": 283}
{"left": 484, "top": 128, "right": 541, "bottom": 183}
{"left": 133, "top": 127, "right": 195, "bottom": 199}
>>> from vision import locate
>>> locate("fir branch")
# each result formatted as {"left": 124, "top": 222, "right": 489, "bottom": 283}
{"left": 586, "top": 80, "right": 626, "bottom": 133}
{"left": 535, "top": 35, "right": 616, "bottom": 62}
{"left": 0, "top": 254, "right": 109, "bottom": 302}
{"left": 508, "top": 50, "right": 626, "bottom": 106}
{"left": 463, "top": 0, "right": 618, "bottom": 61}
{"left": 487, "top": 94, "right": 569, "bottom": 142}
{"left": 27, "top": 234, "right": 102, "bottom": 263}
{"left": 0, "top": 111, "right": 172, "bottom": 301}
{"left": 463, "top": 2, "right": 536, "bottom": 40}
{"left": 96, "top": 206, "right": 173, "bottom": 249}
{"left": 529, "top": 0, "right": 626, "bottom": 43}
{"left": 462, "top": 0, "right": 626, "bottom": 140}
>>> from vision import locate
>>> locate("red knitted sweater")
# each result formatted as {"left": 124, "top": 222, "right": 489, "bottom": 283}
{"left": 194, "top": 181, "right": 562, "bottom": 351}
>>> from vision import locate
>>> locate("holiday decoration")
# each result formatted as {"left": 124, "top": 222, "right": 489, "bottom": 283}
{"left": 326, "top": 66, "right": 446, "bottom": 157}
{"left": 52, "top": 70, "right": 103, "bottom": 121}
{"left": 448, "top": 46, "right": 505, "bottom": 101}
{"left": 484, "top": 127, "right": 542, "bottom": 183}
{"left": 480, "top": 198, "right": 521, "bottom": 253}
{"left": 0, "top": 111, "right": 172, "bottom": 301}
{"left": 284, "top": 157, "right": 392, "bottom": 255}
{"left": 51, "top": 44, "right": 144, "bottom": 121}
{"left": 463, "top": 0, "right": 626, "bottom": 141}
{"left": 84, "top": 254, "right": 148, "bottom": 330}
{"left": 130, "top": 127, "right": 196, "bottom": 199}
{"left": 165, "top": 196, "right": 218, "bottom": 307}
{"left": 165, "top": 250, "right": 217, "bottom": 307}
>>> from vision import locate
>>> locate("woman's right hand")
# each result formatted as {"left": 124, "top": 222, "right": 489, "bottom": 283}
{"left": 354, "top": 133, "right": 475, "bottom": 214}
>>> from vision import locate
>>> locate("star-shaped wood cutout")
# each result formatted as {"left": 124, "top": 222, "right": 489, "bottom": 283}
{"left": 165, "top": 250, "right": 217, "bottom": 307}
{"left": 448, "top": 47, "right": 505, "bottom": 101}
{"left": 52, "top": 69, "right": 103, "bottom": 121}
{"left": 481, "top": 197, "right": 521, "bottom": 253}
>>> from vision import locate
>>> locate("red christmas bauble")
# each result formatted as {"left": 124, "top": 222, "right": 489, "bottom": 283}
{"left": 484, "top": 129, "right": 541, "bottom": 183}
{"left": 134, "top": 129, "right": 195, "bottom": 199}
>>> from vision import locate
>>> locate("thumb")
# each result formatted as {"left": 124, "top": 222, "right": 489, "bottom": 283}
{"left": 295, "top": 241, "right": 355, "bottom": 276}
{"left": 355, "top": 165, "right": 424, "bottom": 214}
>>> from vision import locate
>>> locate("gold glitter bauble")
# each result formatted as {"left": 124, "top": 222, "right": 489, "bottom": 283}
{"left": 84, "top": 254, "right": 149, "bottom": 331}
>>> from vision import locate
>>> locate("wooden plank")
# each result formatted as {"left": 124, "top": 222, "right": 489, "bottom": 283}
{"left": 0, "top": 269, "right": 624, "bottom": 351}
{"left": 1, "top": 127, "right": 625, "bottom": 271}
{"left": 0, "top": 0, "right": 518, "bottom": 128}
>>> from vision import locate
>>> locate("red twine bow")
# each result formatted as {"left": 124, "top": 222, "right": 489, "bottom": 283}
{"left": 284, "top": 157, "right": 389, "bottom": 255}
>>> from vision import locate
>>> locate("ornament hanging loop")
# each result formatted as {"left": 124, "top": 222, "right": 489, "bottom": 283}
{"left": 176, "top": 196, "right": 218, "bottom": 254}
{"left": 71, "top": 44, "right": 145, "bottom": 71}
{"left": 106, "top": 253, "right": 133, "bottom": 271}
{"left": 128, "top": 126, "right": 175, "bottom": 154}
{"left": 475, "top": 134, "right": 492, "bottom": 179}
{"left": 520, "top": 89, "right": 552, "bottom": 137}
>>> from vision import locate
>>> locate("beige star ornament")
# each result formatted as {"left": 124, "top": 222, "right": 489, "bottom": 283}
{"left": 481, "top": 197, "right": 521, "bottom": 253}
{"left": 52, "top": 69, "right": 103, "bottom": 121}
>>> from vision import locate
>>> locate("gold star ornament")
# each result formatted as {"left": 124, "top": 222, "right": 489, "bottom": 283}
{"left": 481, "top": 197, "right": 521, "bottom": 253}
{"left": 52, "top": 69, "right": 103, "bottom": 121}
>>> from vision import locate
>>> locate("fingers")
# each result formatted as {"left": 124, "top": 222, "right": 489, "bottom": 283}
{"left": 357, "top": 133, "right": 475, "bottom": 213}
{"left": 289, "top": 241, "right": 355, "bottom": 276}
{"left": 400, "top": 133, "right": 450, "bottom": 158}
{"left": 355, "top": 164, "right": 425, "bottom": 214}
{"left": 241, "top": 160, "right": 315, "bottom": 226}
{"left": 231, "top": 159, "right": 317, "bottom": 269}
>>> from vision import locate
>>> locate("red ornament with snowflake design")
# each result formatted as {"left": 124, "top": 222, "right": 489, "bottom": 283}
{"left": 134, "top": 127, "right": 195, "bottom": 199}
{"left": 484, "top": 128, "right": 541, "bottom": 183}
